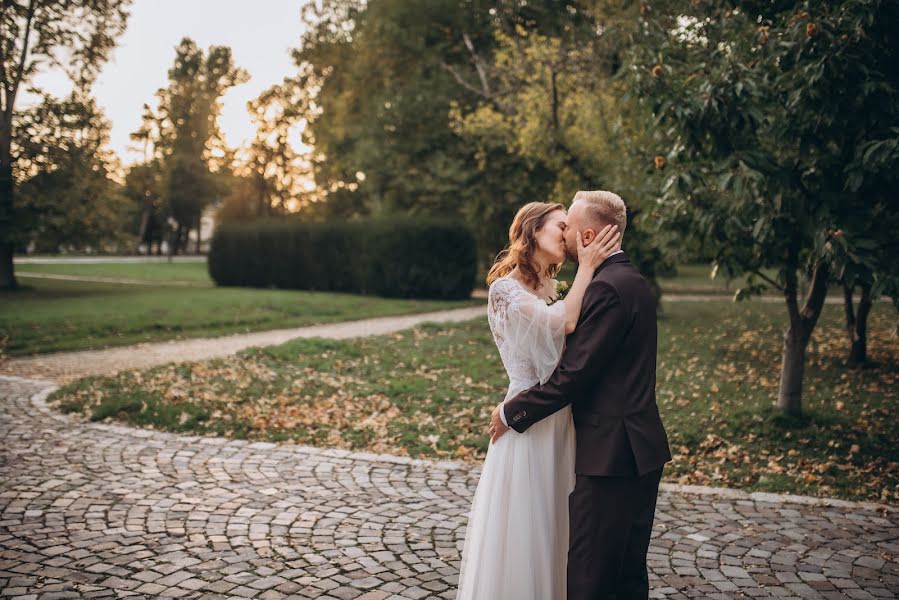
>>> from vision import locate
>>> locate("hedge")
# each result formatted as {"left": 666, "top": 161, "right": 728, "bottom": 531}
{"left": 208, "top": 218, "right": 477, "bottom": 300}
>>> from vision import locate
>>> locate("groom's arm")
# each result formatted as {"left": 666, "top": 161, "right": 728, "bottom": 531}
{"left": 502, "top": 279, "right": 629, "bottom": 433}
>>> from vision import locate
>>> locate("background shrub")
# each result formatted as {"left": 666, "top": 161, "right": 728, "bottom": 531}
{"left": 208, "top": 218, "right": 476, "bottom": 299}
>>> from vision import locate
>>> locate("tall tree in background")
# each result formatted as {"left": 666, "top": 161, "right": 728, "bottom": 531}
{"left": 136, "top": 38, "right": 247, "bottom": 254}
{"left": 123, "top": 159, "right": 164, "bottom": 254}
{"left": 628, "top": 0, "right": 899, "bottom": 415}
{"left": 290, "top": 0, "right": 672, "bottom": 278}
{"left": 15, "top": 92, "right": 129, "bottom": 251}
{"left": 127, "top": 103, "right": 167, "bottom": 253}
{"left": 291, "top": 0, "right": 571, "bottom": 263}
{"left": 0, "top": 0, "right": 131, "bottom": 288}
{"left": 448, "top": 2, "right": 671, "bottom": 289}
{"left": 218, "top": 79, "right": 311, "bottom": 222}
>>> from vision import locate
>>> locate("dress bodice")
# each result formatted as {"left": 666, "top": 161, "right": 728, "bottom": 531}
{"left": 487, "top": 276, "right": 567, "bottom": 397}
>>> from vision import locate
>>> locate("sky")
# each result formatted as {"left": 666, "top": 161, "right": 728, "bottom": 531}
{"left": 28, "top": 0, "right": 306, "bottom": 166}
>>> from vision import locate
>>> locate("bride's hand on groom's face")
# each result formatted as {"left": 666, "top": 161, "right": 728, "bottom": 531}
{"left": 488, "top": 403, "right": 509, "bottom": 443}
{"left": 577, "top": 225, "right": 621, "bottom": 269}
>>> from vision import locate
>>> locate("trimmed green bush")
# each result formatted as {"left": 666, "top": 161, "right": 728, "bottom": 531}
{"left": 208, "top": 218, "right": 477, "bottom": 299}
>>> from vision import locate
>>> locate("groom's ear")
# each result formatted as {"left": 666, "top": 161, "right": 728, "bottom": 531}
{"left": 581, "top": 229, "right": 597, "bottom": 244}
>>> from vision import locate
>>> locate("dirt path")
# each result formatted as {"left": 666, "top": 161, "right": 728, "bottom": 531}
{"left": 0, "top": 306, "right": 488, "bottom": 384}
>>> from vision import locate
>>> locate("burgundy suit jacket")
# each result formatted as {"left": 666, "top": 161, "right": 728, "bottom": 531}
{"left": 503, "top": 252, "right": 671, "bottom": 477}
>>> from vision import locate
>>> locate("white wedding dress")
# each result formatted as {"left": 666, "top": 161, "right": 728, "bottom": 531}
{"left": 457, "top": 276, "right": 576, "bottom": 600}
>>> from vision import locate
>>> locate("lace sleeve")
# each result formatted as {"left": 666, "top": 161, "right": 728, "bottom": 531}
{"left": 488, "top": 278, "right": 567, "bottom": 384}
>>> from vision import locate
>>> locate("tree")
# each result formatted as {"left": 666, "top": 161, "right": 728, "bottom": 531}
{"left": 1, "top": 0, "right": 131, "bottom": 287}
{"left": 16, "top": 92, "right": 130, "bottom": 251}
{"left": 291, "top": 0, "right": 579, "bottom": 265}
{"left": 448, "top": 3, "right": 672, "bottom": 289}
{"left": 219, "top": 78, "right": 312, "bottom": 222}
{"left": 628, "top": 0, "right": 899, "bottom": 414}
{"left": 124, "top": 160, "right": 165, "bottom": 254}
{"left": 832, "top": 193, "right": 899, "bottom": 366}
{"left": 136, "top": 38, "right": 247, "bottom": 253}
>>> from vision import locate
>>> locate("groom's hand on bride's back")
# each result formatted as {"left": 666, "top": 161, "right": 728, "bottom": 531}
{"left": 488, "top": 403, "right": 510, "bottom": 443}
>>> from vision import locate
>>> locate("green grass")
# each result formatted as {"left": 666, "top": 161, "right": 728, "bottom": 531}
{"left": 0, "top": 278, "right": 481, "bottom": 356}
{"left": 657, "top": 263, "right": 749, "bottom": 295}
{"left": 16, "top": 261, "right": 213, "bottom": 285}
{"left": 554, "top": 262, "right": 771, "bottom": 296}
{"left": 16, "top": 259, "right": 768, "bottom": 296}
{"left": 51, "top": 300, "right": 898, "bottom": 503}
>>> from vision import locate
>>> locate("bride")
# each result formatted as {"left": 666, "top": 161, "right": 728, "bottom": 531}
{"left": 457, "top": 201, "right": 620, "bottom": 599}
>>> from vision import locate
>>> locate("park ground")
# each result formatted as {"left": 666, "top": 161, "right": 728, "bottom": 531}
{"left": 1, "top": 259, "right": 897, "bottom": 599}
{"left": 2, "top": 259, "right": 894, "bottom": 505}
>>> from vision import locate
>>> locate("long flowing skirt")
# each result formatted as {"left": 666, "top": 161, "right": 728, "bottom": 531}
{"left": 457, "top": 401, "right": 575, "bottom": 600}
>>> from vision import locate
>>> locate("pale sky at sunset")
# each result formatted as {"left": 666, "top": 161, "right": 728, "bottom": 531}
{"left": 29, "top": 0, "right": 307, "bottom": 166}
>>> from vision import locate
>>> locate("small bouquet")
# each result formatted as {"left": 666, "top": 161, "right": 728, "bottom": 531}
{"left": 547, "top": 280, "right": 570, "bottom": 305}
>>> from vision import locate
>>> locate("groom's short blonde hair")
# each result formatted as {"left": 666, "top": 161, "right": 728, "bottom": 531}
{"left": 573, "top": 190, "right": 627, "bottom": 235}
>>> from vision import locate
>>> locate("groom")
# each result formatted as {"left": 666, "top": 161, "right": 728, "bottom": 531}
{"left": 489, "top": 190, "right": 671, "bottom": 600}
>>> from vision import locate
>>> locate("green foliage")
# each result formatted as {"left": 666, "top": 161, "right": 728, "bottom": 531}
{"left": 625, "top": 0, "right": 899, "bottom": 412}
{"left": 133, "top": 38, "right": 248, "bottom": 253}
{"left": 289, "top": 0, "right": 594, "bottom": 268}
{"left": 15, "top": 93, "right": 131, "bottom": 252}
{"left": 445, "top": 3, "right": 671, "bottom": 281}
{"left": 628, "top": 0, "right": 898, "bottom": 288}
{"left": 208, "top": 218, "right": 477, "bottom": 299}
{"left": 1, "top": 0, "right": 132, "bottom": 287}
{"left": 123, "top": 160, "right": 165, "bottom": 252}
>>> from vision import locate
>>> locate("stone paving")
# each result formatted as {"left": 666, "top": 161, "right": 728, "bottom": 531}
{"left": 1, "top": 377, "right": 898, "bottom": 599}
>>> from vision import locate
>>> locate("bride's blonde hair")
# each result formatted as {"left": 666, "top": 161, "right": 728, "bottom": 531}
{"left": 486, "top": 201, "right": 565, "bottom": 291}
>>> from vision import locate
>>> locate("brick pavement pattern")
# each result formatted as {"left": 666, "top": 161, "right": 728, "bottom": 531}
{"left": 1, "top": 377, "right": 898, "bottom": 599}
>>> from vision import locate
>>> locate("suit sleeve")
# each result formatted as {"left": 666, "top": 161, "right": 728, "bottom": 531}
{"left": 503, "top": 280, "right": 629, "bottom": 432}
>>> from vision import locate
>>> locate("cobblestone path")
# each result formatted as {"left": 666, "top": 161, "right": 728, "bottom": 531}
{"left": 1, "top": 377, "right": 897, "bottom": 599}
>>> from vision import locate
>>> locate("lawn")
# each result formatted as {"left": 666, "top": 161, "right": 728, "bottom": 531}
{"left": 51, "top": 299, "right": 898, "bottom": 504}
{"left": 18, "top": 259, "right": 764, "bottom": 295}
{"left": 16, "top": 261, "right": 213, "bottom": 285}
{"left": 657, "top": 264, "right": 748, "bottom": 295}
{"left": 0, "top": 278, "right": 481, "bottom": 356}
{"left": 554, "top": 262, "right": 776, "bottom": 296}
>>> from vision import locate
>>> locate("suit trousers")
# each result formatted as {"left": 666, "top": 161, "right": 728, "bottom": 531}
{"left": 567, "top": 467, "right": 664, "bottom": 600}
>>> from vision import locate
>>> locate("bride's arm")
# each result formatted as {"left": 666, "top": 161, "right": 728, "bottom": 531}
{"left": 563, "top": 225, "right": 620, "bottom": 334}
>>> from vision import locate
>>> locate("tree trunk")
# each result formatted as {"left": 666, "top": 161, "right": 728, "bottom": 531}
{"left": 136, "top": 208, "right": 151, "bottom": 253}
{"left": 169, "top": 223, "right": 181, "bottom": 259}
{"left": 847, "top": 281, "right": 872, "bottom": 367}
{"left": 778, "top": 323, "right": 810, "bottom": 416}
{"left": 180, "top": 225, "right": 189, "bottom": 255}
{"left": 0, "top": 240, "right": 14, "bottom": 290}
{"left": 195, "top": 215, "right": 201, "bottom": 254}
{"left": 893, "top": 297, "right": 899, "bottom": 338}
{"left": 0, "top": 130, "right": 17, "bottom": 290}
{"left": 777, "top": 256, "right": 829, "bottom": 416}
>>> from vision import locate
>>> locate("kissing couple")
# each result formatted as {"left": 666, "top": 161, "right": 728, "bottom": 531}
{"left": 457, "top": 190, "right": 672, "bottom": 600}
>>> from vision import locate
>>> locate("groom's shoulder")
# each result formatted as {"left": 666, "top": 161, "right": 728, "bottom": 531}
{"left": 592, "top": 261, "right": 649, "bottom": 299}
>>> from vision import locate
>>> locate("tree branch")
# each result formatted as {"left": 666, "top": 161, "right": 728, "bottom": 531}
{"left": 462, "top": 32, "right": 491, "bottom": 97}
{"left": 750, "top": 268, "right": 784, "bottom": 292}
{"left": 550, "top": 68, "right": 560, "bottom": 132}
{"left": 800, "top": 257, "right": 829, "bottom": 325}
{"left": 441, "top": 62, "right": 491, "bottom": 99}
{"left": 9, "top": 0, "right": 35, "bottom": 113}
